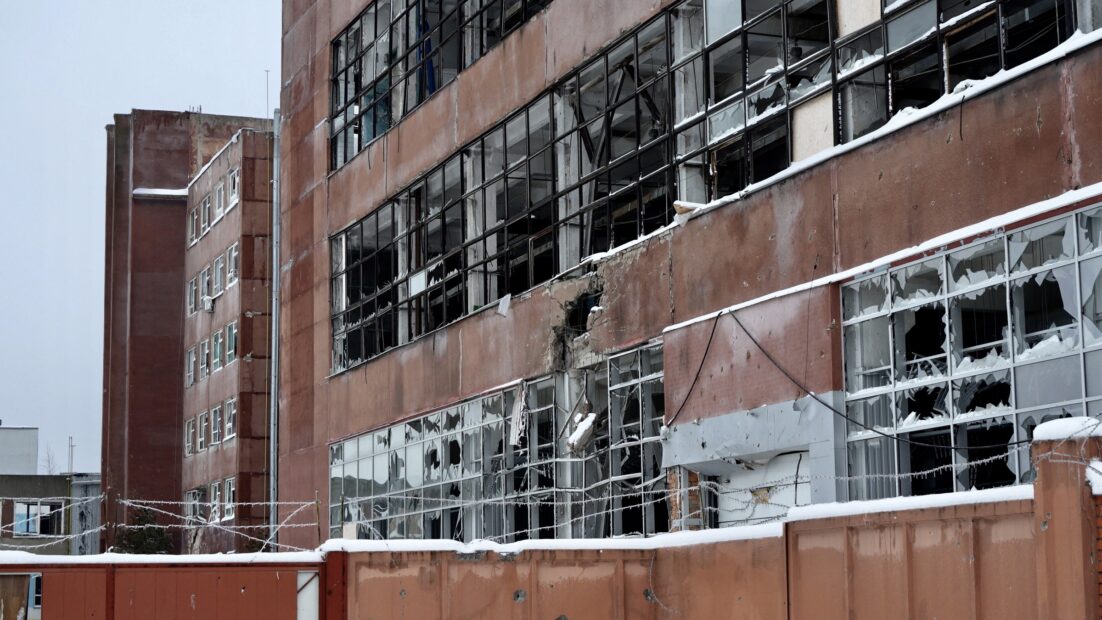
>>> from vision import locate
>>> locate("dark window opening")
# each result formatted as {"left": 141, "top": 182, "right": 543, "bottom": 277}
{"left": 749, "top": 115, "right": 788, "bottom": 183}
{"left": 838, "top": 65, "right": 888, "bottom": 142}
{"left": 889, "top": 43, "right": 943, "bottom": 113}
{"left": 902, "top": 428, "right": 954, "bottom": 495}
{"left": 946, "top": 14, "right": 1001, "bottom": 90}
{"left": 786, "top": 0, "right": 830, "bottom": 63}
{"left": 954, "top": 418, "right": 1017, "bottom": 489}
{"left": 1003, "top": 0, "right": 1075, "bottom": 69}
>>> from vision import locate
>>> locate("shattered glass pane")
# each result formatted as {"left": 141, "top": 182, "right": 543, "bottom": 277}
{"left": 1082, "top": 256, "right": 1102, "bottom": 346}
{"left": 954, "top": 415, "right": 1016, "bottom": 490}
{"left": 707, "top": 99, "right": 745, "bottom": 145}
{"left": 1014, "top": 355, "right": 1082, "bottom": 409}
{"left": 1011, "top": 265, "right": 1079, "bottom": 360}
{"left": 948, "top": 238, "right": 1005, "bottom": 292}
{"left": 609, "top": 350, "right": 640, "bottom": 385}
{"left": 949, "top": 284, "right": 1009, "bottom": 373}
{"left": 844, "top": 317, "right": 891, "bottom": 394}
{"left": 424, "top": 438, "right": 442, "bottom": 483}
{"left": 846, "top": 393, "right": 894, "bottom": 437}
{"left": 406, "top": 442, "right": 424, "bottom": 488}
{"left": 893, "top": 301, "right": 948, "bottom": 383}
{"left": 1008, "top": 217, "right": 1075, "bottom": 274}
{"left": 1079, "top": 206, "right": 1102, "bottom": 255}
{"left": 848, "top": 437, "right": 896, "bottom": 500}
{"left": 837, "top": 27, "right": 884, "bottom": 77}
{"left": 899, "top": 427, "right": 952, "bottom": 496}
{"left": 746, "top": 77, "right": 786, "bottom": 124}
{"left": 788, "top": 53, "right": 831, "bottom": 101}
{"left": 953, "top": 369, "right": 1012, "bottom": 420}
{"left": 891, "top": 258, "right": 944, "bottom": 306}
{"left": 897, "top": 383, "right": 949, "bottom": 429}
{"left": 843, "top": 274, "right": 889, "bottom": 320}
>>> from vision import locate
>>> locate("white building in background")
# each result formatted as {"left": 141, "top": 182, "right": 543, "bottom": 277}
{"left": 0, "top": 426, "right": 38, "bottom": 475}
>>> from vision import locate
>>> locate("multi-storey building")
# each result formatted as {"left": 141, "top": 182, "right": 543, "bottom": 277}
{"left": 180, "top": 128, "right": 275, "bottom": 553}
{"left": 102, "top": 110, "right": 272, "bottom": 552}
{"left": 278, "top": 0, "right": 1102, "bottom": 548}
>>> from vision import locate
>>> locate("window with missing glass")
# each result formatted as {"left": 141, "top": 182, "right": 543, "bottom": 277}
{"left": 328, "top": 343, "right": 669, "bottom": 541}
{"left": 330, "top": 0, "right": 1085, "bottom": 373}
{"left": 842, "top": 203, "right": 1102, "bottom": 501}
{"left": 330, "top": 0, "right": 554, "bottom": 170}
{"left": 836, "top": 0, "right": 1075, "bottom": 142}
{"left": 330, "top": 14, "right": 677, "bottom": 372}
{"left": 674, "top": 0, "right": 830, "bottom": 202}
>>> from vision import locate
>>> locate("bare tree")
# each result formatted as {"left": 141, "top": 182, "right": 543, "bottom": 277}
{"left": 41, "top": 444, "right": 58, "bottom": 475}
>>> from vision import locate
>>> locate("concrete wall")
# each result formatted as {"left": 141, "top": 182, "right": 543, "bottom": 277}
{"left": 0, "top": 428, "right": 38, "bottom": 475}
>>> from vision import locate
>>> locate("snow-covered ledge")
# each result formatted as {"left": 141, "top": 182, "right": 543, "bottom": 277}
{"left": 132, "top": 187, "right": 188, "bottom": 199}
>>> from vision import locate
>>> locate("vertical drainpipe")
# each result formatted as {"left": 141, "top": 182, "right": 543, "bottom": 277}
{"left": 269, "top": 109, "right": 282, "bottom": 544}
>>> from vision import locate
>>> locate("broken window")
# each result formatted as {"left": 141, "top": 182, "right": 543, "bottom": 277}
{"left": 711, "top": 133, "right": 748, "bottom": 198}
{"left": 847, "top": 393, "right": 894, "bottom": 436}
{"left": 945, "top": 13, "right": 1001, "bottom": 91}
{"left": 710, "top": 35, "right": 745, "bottom": 103}
{"left": 898, "top": 383, "right": 950, "bottom": 428}
{"left": 1080, "top": 206, "right": 1102, "bottom": 255}
{"left": 1003, "top": 0, "right": 1074, "bottom": 68}
{"left": 1009, "top": 217, "right": 1075, "bottom": 274}
{"left": 837, "top": 27, "right": 884, "bottom": 77}
{"left": 788, "top": 53, "right": 832, "bottom": 101}
{"left": 842, "top": 274, "right": 889, "bottom": 320}
{"left": 198, "top": 411, "right": 208, "bottom": 451}
{"left": 745, "top": 10, "right": 785, "bottom": 85}
{"left": 899, "top": 427, "right": 953, "bottom": 495}
{"left": 954, "top": 415, "right": 1017, "bottom": 489}
{"left": 953, "top": 369, "right": 1012, "bottom": 418}
{"left": 845, "top": 206, "right": 1102, "bottom": 498}
{"left": 949, "top": 284, "right": 1009, "bottom": 372}
{"left": 889, "top": 42, "right": 942, "bottom": 113}
{"left": 1010, "top": 265, "right": 1078, "bottom": 360}
{"left": 749, "top": 113, "right": 788, "bottom": 182}
{"left": 838, "top": 64, "right": 888, "bottom": 142}
{"left": 184, "top": 418, "right": 195, "bottom": 455}
{"left": 330, "top": 345, "right": 668, "bottom": 542}
{"left": 787, "top": 0, "right": 830, "bottom": 63}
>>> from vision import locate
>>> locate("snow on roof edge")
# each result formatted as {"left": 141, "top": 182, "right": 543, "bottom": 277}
{"left": 132, "top": 187, "right": 188, "bottom": 198}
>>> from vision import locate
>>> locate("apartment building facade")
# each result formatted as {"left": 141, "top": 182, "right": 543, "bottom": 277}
{"left": 180, "top": 129, "right": 275, "bottom": 553}
{"left": 102, "top": 110, "right": 272, "bottom": 552}
{"left": 278, "top": 0, "right": 1102, "bottom": 548}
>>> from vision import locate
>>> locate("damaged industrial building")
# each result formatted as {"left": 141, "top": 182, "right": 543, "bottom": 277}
{"left": 276, "top": 0, "right": 1102, "bottom": 550}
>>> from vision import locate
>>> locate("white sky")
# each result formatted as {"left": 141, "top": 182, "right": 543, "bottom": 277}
{"left": 0, "top": 1, "right": 282, "bottom": 473}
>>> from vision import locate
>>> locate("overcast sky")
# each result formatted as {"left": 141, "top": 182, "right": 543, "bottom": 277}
{"left": 0, "top": 1, "right": 281, "bottom": 473}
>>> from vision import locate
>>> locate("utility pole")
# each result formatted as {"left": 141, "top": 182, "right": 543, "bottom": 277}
{"left": 68, "top": 436, "right": 75, "bottom": 474}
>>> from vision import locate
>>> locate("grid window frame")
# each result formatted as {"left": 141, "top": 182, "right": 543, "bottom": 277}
{"left": 841, "top": 202, "right": 1102, "bottom": 500}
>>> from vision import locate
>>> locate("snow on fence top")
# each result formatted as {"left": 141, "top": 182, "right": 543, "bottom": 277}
{"left": 1032, "top": 417, "right": 1102, "bottom": 442}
